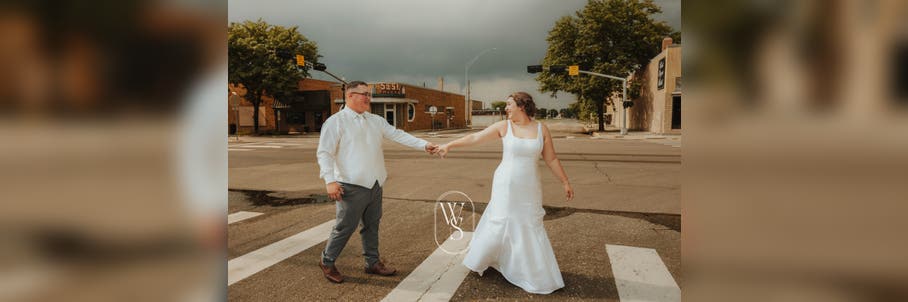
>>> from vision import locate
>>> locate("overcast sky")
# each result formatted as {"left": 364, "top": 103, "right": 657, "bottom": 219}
{"left": 228, "top": 0, "right": 680, "bottom": 109}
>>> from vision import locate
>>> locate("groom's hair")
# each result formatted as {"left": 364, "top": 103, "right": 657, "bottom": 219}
{"left": 346, "top": 81, "right": 368, "bottom": 90}
{"left": 509, "top": 92, "right": 537, "bottom": 118}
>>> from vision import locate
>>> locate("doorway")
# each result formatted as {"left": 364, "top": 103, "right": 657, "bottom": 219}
{"left": 384, "top": 104, "right": 396, "bottom": 127}
{"left": 671, "top": 95, "right": 681, "bottom": 129}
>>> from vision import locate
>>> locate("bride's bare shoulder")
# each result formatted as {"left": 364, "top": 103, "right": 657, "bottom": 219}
{"left": 489, "top": 120, "right": 508, "bottom": 135}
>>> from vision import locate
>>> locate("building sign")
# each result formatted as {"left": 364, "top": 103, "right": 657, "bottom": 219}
{"left": 657, "top": 58, "right": 666, "bottom": 90}
{"left": 372, "top": 82, "right": 406, "bottom": 97}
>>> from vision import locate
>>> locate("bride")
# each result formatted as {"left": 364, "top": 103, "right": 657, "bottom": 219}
{"left": 436, "top": 92, "right": 574, "bottom": 294}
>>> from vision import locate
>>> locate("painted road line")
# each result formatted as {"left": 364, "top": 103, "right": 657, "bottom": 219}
{"left": 227, "top": 211, "right": 263, "bottom": 224}
{"left": 228, "top": 219, "right": 336, "bottom": 286}
{"left": 265, "top": 142, "right": 302, "bottom": 146}
{"left": 606, "top": 244, "right": 680, "bottom": 302}
{"left": 381, "top": 232, "right": 473, "bottom": 302}
{"left": 236, "top": 145, "right": 282, "bottom": 149}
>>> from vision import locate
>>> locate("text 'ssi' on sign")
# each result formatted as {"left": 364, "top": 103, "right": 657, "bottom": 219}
{"left": 371, "top": 83, "right": 406, "bottom": 97}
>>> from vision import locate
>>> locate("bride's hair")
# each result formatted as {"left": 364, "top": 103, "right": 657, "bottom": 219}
{"left": 508, "top": 92, "right": 537, "bottom": 118}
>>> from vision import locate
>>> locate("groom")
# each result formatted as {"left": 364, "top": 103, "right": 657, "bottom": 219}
{"left": 316, "top": 81, "right": 439, "bottom": 283}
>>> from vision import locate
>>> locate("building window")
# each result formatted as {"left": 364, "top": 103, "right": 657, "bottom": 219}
{"left": 408, "top": 103, "right": 415, "bottom": 122}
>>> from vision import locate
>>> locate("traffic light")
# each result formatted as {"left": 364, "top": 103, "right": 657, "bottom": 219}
{"left": 568, "top": 65, "right": 579, "bottom": 76}
{"left": 527, "top": 65, "right": 543, "bottom": 73}
{"left": 314, "top": 63, "right": 327, "bottom": 71}
{"left": 549, "top": 65, "right": 566, "bottom": 73}
{"left": 296, "top": 55, "right": 305, "bottom": 66}
{"left": 275, "top": 50, "right": 294, "bottom": 59}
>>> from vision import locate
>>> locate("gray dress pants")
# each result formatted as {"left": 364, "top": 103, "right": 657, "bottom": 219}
{"left": 321, "top": 181, "right": 383, "bottom": 268}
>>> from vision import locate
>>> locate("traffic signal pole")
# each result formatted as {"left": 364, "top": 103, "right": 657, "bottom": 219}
{"left": 301, "top": 61, "right": 348, "bottom": 108}
{"left": 577, "top": 70, "right": 628, "bottom": 135}
{"left": 527, "top": 65, "right": 629, "bottom": 135}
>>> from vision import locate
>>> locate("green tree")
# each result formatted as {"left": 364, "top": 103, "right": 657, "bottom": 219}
{"left": 537, "top": 107, "right": 549, "bottom": 119}
{"left": 537, "top": 0, "right": 676, "bottom": 131}
{"left": 490, "top": 101, "right": 506, "bottom": 111}
{"left": 228, "top": 19, "right": 319, "bottom": 134}
{"left": 549, "top": 108, "right": 560, "bottom": 118}
{"left": 567, "top": 101, "right": 589, "bottom": 121}
{"left": 559, "top": 108, "right": 576, "bottom": 119}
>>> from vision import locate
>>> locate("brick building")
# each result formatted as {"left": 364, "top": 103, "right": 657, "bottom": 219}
{"left": 229, "top": 79, "right": 481, "bottom": 134}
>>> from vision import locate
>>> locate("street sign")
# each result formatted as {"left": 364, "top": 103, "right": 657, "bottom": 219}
{"left": 569, "top": 65, "right": 579, "bottom": 76}
{"left": 657, "top": 58, "right": 665, "bottom": 89}
{"left": 429, "top": 106, "right": 438, "bottom": 115}
{"left": 296, "top": 54, "right": 305, "bottom": 66}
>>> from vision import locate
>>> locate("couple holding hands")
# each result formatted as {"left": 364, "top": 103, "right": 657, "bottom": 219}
{"left": 316, "top": 81, "right": 573, "bottom": 294}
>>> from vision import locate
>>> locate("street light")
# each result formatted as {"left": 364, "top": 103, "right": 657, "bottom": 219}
{"left": 465, "top": 47, "right": 496, "bottom": 128}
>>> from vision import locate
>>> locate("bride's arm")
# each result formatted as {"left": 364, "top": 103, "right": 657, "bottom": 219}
{"left": 438, "top": 120, "right": 506, "bottom": 157}
{"left": 541, "top": 124, "right": 574, "bottom": 201}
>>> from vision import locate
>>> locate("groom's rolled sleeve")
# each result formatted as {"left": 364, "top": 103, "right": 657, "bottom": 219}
{"left": 316, "top": 117, "right": 339, "bottom": 184}
{"left": 380, "top": 118, "right": 428, "bottom": 150}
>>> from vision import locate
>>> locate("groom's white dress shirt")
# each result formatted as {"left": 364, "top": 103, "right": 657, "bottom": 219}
{"left": 317, "top": 107, "right": 429, "bottom": 188}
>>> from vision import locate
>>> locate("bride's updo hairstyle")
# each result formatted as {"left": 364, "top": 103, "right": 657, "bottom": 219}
{"left": 508, "top": 92, "right": 537, "bottom": 119}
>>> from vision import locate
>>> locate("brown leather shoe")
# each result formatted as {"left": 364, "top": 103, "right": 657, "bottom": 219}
{"left": 364, "top": 260, "right": 397, "bottom": 276}
{"left": 319, "top": 261, "right": 344, "bottom": 283}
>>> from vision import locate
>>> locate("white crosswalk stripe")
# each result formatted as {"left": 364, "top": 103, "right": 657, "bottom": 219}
{"left": 228, "top": 219, "right": 336, "bottom": 286}
{"left": 227, "top": 211, "right": 263, "bottom": 224}
{"left": 227, "top": 211, "right": 679, "bottom": 301}
{"left": 229, "top": 142, "right": 291, "bottom": 151}
{"left": 606, "top": 244, "right": 680, "bottom": 302}
{"left": 381, "top": 232, "right": 473, "bottom": 302}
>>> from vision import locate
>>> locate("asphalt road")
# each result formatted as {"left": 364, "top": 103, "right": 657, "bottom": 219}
{"left": 228, "top": 130, "right": 680, "bottom": 301}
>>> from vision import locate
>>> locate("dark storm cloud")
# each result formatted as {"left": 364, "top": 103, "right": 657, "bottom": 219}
{"left": 229, "top": 0, "right": 680, "bottom": 109}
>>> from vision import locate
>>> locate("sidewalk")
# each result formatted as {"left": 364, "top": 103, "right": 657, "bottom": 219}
{"left": 590, "top": 131, "right": 682, "bottom": 140}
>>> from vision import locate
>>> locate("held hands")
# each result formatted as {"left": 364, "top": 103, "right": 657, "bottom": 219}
{"left": 424, "top": 142, "right": 449, "bottom": 158}
{"left": 435, "top": 144, "right": 450, "bottom": 159}
{"left": 425, "top": 142, "right": 440, "bottom": 154}
{"left": 326, "top": 182, "right": 344, "bottom": 201}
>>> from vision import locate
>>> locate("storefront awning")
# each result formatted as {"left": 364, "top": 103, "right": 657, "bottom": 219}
{"left": 334, "top": 98, "right": 419, "bottom": 104}
{"left": 272, "top": 99, "right": 292, "bottom": 109}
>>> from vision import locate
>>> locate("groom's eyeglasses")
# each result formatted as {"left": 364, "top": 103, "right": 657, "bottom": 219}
{"left": 351, "top": 92, "right": 372, "bottom": 97}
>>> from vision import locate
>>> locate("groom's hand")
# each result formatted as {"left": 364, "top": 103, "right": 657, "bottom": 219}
{"left": 425, "top": 142, "right": 439, "bottom": 154}
{"left": 326, "top": 182, "right": 344, "bottom": 201}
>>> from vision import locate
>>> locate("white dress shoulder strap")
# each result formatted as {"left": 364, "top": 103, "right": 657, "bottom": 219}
{"left": 537, "top": 121, "right": 543, "bottom": 141}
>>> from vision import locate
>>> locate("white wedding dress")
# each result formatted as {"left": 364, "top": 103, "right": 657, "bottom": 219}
{"left": 462, "top": 120, "right": 565, "bottom": 294}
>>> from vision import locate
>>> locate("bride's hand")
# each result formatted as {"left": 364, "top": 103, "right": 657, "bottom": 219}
{"left": 437, "top": 144, "right": 450, "bottom": 159}
{"left": 563, "top": 182, "right": 574, "bottom": 202}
